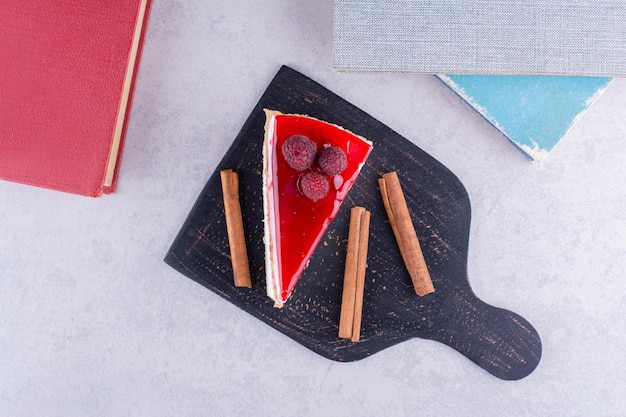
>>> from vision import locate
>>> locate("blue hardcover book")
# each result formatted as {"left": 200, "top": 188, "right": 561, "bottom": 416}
{"left": 436, "top": 75, "right": 613, "bottom": 162}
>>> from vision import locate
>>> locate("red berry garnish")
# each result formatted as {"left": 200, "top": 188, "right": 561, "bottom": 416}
{"left": 297, "top": 171, "right": 329, "bottom": 201}
{"left": 281, "top": 135, "right": 317, "bottom": 171}
{"left": 317, "top": 146, "right": 347, "bottom": 176}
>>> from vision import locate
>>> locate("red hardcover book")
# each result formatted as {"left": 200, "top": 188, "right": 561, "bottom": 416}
{"left": 0, "top": 0, "right": 152, "bottom": 196}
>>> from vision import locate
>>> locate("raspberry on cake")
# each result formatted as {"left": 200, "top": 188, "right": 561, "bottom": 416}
{"left": 318, "top": 145, "right": 347, "bottom": 176}
{"left": 298, "top": 171, "right": 329, "bottom": 201}
{"left": 262, "top": 109, "right": 373, "bottom": 307}
{"left": 281, "top": 134, "right": 317, "bottom": 171}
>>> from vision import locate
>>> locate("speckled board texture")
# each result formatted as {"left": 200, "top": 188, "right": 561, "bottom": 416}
{"left": 164, "top": 65, "right": 541, "bottom": 380}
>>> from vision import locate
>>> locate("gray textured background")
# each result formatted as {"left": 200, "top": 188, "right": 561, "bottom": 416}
{"left": 334, "top": 0, "right": 626, "bottom": 76}
{"left": 2, "top": 1, "right": 625, "bottom": 416}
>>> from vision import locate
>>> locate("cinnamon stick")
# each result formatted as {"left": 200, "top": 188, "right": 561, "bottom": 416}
{"left": 220, "top": 169, "right": 252, "bottom": 288}
{"left": 351, "top": 209, "right": 370, "bottom": 342}
{"left": 379, "top": 171, "right": 434, "bottom": 296}
{"left": 339, "top": 207, "right": 370, "bottom": 341}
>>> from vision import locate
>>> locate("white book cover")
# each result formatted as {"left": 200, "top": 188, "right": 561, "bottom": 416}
{"left": 334, "top": 0, "right": 626, "bottom": 77}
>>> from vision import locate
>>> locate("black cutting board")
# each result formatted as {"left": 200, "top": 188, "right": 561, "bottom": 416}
{"left": 164, "top": 66, "right": 541, "bottom": 380}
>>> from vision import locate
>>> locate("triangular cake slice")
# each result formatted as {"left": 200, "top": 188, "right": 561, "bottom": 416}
{"left": 262, "top": 110, "right": 373, "bottom": 307}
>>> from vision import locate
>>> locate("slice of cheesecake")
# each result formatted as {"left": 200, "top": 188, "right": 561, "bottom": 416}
{"left": 262, "top": 110, "right": 373, "bottom": 307}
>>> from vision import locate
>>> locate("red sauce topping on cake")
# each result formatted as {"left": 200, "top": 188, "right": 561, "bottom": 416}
{"left": 267, "top": 113, "right": 373, "bottom": 303}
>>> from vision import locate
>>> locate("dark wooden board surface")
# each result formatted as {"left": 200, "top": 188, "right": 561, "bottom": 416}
{"left": 164, "top": 66, "right": 542, "bottom": 380}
